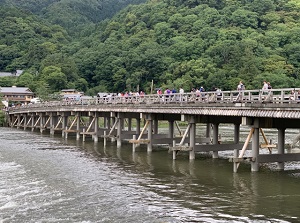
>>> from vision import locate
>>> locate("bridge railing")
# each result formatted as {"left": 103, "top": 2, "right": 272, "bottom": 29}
{"left": 8, "top": 88, "right": 300, "bottom": 111}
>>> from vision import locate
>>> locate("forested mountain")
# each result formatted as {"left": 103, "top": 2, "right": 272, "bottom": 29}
{"left": 1, "top": 0, "right": 300, "bottom": 97}
{"left": 1, "top": 0, "right": 147, "bottom": 35}
{"left": 72, "top": 0, "right": 300, "bottom": 93}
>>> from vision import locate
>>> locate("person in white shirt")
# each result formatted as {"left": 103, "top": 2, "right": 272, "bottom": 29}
{"left": 179, "top": 87, "right": 184, "bottom": 102}
{"left": 179, "top": 87, "right": 184, "bottom": 94}
{"left": 262, "top": 81, "right": 269, "bottom": 96}
{"left": 262, "top": 81, "right": 268, "bottom": 91}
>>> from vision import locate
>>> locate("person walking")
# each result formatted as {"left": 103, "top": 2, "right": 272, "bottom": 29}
{"left": 237, "top": 81, "right": 245, "bottom": 91}
{"left": 262, "top": 81, "right": 268, "bottom": 92}
{"left": 179, "top": 87, "right": 184, "bottom": 102}
{"left": 236, "top": 81, "right": 245, "bottom": 101}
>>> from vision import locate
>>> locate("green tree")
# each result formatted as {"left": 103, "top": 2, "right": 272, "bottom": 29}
{"left": 16, "top": 72, "right": 35, "bottom": 88}
{"left": 40, "top": 66, "right": 67, "bottom": 92}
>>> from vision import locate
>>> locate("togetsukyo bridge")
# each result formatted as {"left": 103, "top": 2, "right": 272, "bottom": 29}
{"left": 7, "top": 88, "right": 300, "bottom": 172}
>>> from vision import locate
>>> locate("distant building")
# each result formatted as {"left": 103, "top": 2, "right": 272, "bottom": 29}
{"left": 0, "top": 70, "right": 24, "bottom": 77}
{"left": 60, "top": 89, "right": 83, "bottom": 101}
{"left": 61, "top": 89, "right": 80, "bottom": 95}
{"left": 0, "top": 86, "right": 34, "bottom": 105}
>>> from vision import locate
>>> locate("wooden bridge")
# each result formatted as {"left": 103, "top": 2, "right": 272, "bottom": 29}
{"left": 7, "top": 88, "right": 300, "bottom": 172}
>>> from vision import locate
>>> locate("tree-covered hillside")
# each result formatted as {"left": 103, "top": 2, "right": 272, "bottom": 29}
{"left": 0, "top": 6, "right": 84, "bottom": 95}
{"left": 73, "top": 0, "right": 300, "bottom": 93}
{"left": 1, "top": 0, "right": 300, "bottom": 97}
{"left": 0, "top": 7, "right": 70, "bottom": 71}
{"left": 2, "top": 0, "right": 147, "bottom": 36}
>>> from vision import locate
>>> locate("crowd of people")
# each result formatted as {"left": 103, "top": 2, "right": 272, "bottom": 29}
{"left": 98, "top": 81, "right": 277, "bottom": 100}
{"left": 92, "top": 80, "right": 298, "bottom": 103}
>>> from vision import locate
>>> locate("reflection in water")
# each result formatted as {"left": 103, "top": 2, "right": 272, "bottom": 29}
{"left": 1, "top": 127, "right": 300, "bottom": 222}
{"left": 90, "top": 138, "right": 300, "bottom": 222}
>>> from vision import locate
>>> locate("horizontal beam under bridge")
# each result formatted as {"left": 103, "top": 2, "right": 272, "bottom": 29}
{"left": 194, "top": 143, "right": 250, "bottom": 152}
{"left": 257, "top": 154, "right": 300, "bottom": 163}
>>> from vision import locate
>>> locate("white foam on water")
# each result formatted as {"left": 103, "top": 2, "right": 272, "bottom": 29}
{"left": 0, "top": 158, "right": 71, "bottom": 222}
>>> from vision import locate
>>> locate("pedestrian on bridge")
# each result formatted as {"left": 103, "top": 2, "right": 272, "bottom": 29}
{"left": 236, "top": 81, "right": 245, "bottom": 101}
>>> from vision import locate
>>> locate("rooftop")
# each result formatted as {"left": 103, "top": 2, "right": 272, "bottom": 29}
{"left": 0, "top": 70, "right": 23, "bottom": 77}
{"left": 0, "top": 86, "right": 34, "bottom": 94}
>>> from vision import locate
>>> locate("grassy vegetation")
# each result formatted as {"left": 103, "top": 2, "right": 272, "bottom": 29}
{"left": 0, "top": 110, "right": 8, "bottom": 126}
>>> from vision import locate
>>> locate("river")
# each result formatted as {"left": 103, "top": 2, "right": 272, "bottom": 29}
{"left": 1, "top": 126, "right": 300, "bottom": 222}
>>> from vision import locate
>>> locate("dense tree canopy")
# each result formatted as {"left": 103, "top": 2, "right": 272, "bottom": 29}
{"left": 1, "top": 0, "right": 300, "bottom": 97}
{"left": 2, "top": 0, "right": 146, "bottom": 35}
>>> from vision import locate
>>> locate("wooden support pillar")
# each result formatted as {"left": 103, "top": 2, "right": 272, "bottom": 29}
{"left": 172, "top": 140, "right": 176, "bottom": 160}
{"left": 234, "top": 124, "right": 240, "bottom": 144}
{"left": 212, "top": 123, "right": 219, "bottom": 158}
{"left": 120, "top": 118, "right": 125, "bottom": 131}
{"left": 17, "top": 115, "right": 20, "bottom": 129}
{"left": 128, "top": 118, "right": 132, "bottom": 131}
{"left": 117, "top": 117, "right": 122, "bottom": 148}
{"left": 62, "top": 116, "right": 68, "bottom": 137}
{"left": 189, "top": 116, "right": 196, "bottom": 160}
{"left": 10, "top": 116, "right": 17, "bottom": 128}
{"left": 153, "top": 119, "right": 158, "bottom": 134}
{"left": 107, "top": 117, "right": 111, "bottom": 129}
{"left": 111, "top": 117, "right": 116, "bottom": 142}
{"left": 65, "top": 126, "right": 68, "bottom": 139}
{"left": 103, "top": 117, "right": 107, "bottom": 128}
{"left": 23, "top": 115, "right": 27, "bottom": 130}
{"left": 50, "top": 115, "right": 54, "bottom": 135}
{"left": 94, "top": 114, "right": 99, "bottom": 143}
{"left": 147, "top": 117, "right": 153, "bottom": 152}
{"left": 76, "top": 114, "right": 80, "bottom": 140}
{"left": 233, "top": 123, "right": 240, "bottom": 173}
{"left": 277, "top": 128, "right": 285, "bottom": 170}
{"left": 83, "top": 128, "right": 86, "bottom": 142}
{"left": 103, "top": 131, "right": 107, "bottom": 147}
{"left": 40, "top": 114, "right": 44, "bottom": 133}
{"left": 132, "top": 135, "right": 136, "bottom": 152}
{"left": 251, "top": 128, "right": 260, "bottom": 172}
{"left": 206, "top": 123, "right": 211, "bottom": 138}
{"left": 44, "top": 116, "right": 50, "bottom": 130}
{"left": 168, "top": 120, "right": 174, "bottom": 146}
{"left": 136, "top": 118, "right": 141, "bottom": 135}
{"left": 31, "top": 115, "right": 35, "bottom": 131}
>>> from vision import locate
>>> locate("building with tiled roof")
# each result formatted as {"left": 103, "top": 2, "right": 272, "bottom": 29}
{"left": 0, "top": 86, "right": 34, "bottom": 105}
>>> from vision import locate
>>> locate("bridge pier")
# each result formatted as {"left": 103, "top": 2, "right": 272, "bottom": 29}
{"left": 147, "top": 116, "right": 153, "bottom": 152}
{"left": 23, "top": 115, "right": 27, "bottom": 130}
{"left": 277, "top": 128, "right": 285, "bottom": 170}
{"left": 233, "top": 124, "right": 240, "bottom": 173}
{"left": 189, "top": 116, "right": 196, "bottom": 160}
{"left": 168, "top": 120, "right": 174, "bottom": 146}
{"left": 111, "top": 117, "right": 116, "bottom": 142}
{"left": 39, "top": 113, "right": 44, "bottom": 133}
{"left": 62, "top": 115, "right": 67, "bottom": 138}
{"left": 50, "top": 115, "right": 54, "bottom": 135}
{"left": 93, "top": 114, "right": 99, "bottom": 143}
{"left": 127, "top": 118, "right": 132, "bottom": 131}
{"left": 153, "top": 119, "right": 158, "bottom": 134}
{"left": 206, "top": 123, "right": 211, "bottom": 139}
{"left": 76, "top": 113, "right": 80, "bottom": 140}
{"left": 136, "top": 118, "right": 141, "bottom": 135}
{"left": 212, "top": 123, "right": 219, "bottom": 158}
{"left": 16, "top": 115, "right": 21, "bottom": 129}
{"left": 251, "top": 127, "right": 260, "bottom": 172}
{"left": 117, "top": 115, "right": 123, "bottom": 149}
{"left": 31, "top": 115, "right": 35, "bottom": 132}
